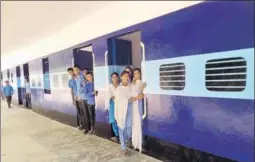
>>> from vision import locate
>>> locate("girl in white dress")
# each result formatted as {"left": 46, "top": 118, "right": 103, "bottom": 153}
{"left": 114, "top": 71, "right": 144, "bottom": 156}
{"left": 131, "top": 68, "right": 146, "bottom": 153}
{"left": 105, "top": 72, "right": 119, "bottom": 142}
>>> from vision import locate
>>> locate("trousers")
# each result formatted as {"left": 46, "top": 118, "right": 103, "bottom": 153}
{"left": 6, "top": 96, "right": 12, "bottom": 108}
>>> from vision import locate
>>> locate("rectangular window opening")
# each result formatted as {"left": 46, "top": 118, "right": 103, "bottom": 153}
{"left": 205, "top": 57, "right": 246, "bottom": 92}
{"left": 159, "top": 62, "right": 185, "bottom": 90}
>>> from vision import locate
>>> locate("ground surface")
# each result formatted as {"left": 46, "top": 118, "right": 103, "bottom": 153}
{"left": 1, "top": 101, "right": 161, "bottom": 162}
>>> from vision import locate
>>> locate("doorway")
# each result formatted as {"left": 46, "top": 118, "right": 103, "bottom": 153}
{"left": 107, "top": 31, "right": 146, "bottom": 138}
{"left": 16, "top": 66, "right": 23, "bottom": 105}
{"left": 73, "top": 45, "right": 94, "bottom": 72}
{"left": 23, "top": 63, "right": 31, "bottom": 108}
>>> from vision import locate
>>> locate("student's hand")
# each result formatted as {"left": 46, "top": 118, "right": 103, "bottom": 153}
{"left": 94, "top": 90, "right": 98, "bottom": 96}
{"left": 141, "top": 83, "right": 146, "bottom": 91}
{"left": 128, "top": 97, "right": 135, "bottom": 102}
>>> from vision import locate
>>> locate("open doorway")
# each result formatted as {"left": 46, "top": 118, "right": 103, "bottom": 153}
{"left": 23, "top": 63, "right": 31, "bottom": 108}
{"left": 116, "top": 31, "right": 142, "bottom": 69}
{"left": 107, "top": 31, "right": 145, "bottom": 138}
{"left": 107, "top": 31, "right": 142, "bottom": 71}
{"left": 73, "top": 45, "right": 94, "bottom": 73}
{"left": 16, "top": 66, "right": 23, "bottom": 105}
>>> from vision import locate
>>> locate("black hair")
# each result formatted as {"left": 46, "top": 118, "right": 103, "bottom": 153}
{"left": 120, "top": 71, "right": 130, "bottom": 77}
{"left": 67, "top": 67, "right": 73, "bottom": 72}
{"left": 133, "top": 68, "right": 141, "bottom": 74}
{"left": 125, "top": 66, "right": 133, "bottom": 73}
{"left": 111, "top": 72, "right": 119, "bottom": 77}
{"left": 86, "top": 72, "right": 93, "bottom": 76}
{"left": 73, "top": 65, "right": 80, "bottom": 69}
{"left": 124, "top": 66, "right": 133, "bottom": 80}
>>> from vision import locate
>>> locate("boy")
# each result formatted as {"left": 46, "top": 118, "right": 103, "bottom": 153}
{"left": 73, "top": 65, "right": 90, "bottom": 134}
{"left": 67, "top": 67, "right": 83, "bottom": 130}
{"left": 3, "top": 80, "right": 14, "bottom": 108}
{"left": 84, "top": 72, "right": 97, "bottom": 134}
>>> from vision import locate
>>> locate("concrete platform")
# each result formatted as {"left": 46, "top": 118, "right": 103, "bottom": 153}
{"left": 1, "top": 101, "right": 161, "bottom": 162}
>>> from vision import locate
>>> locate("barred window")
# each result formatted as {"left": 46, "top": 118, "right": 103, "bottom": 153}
{"left": 205, "top": 57, "right": 246, "bottom": 91}
{"left": 37, "top": 76, "right": 42, "bottom": 87}
{"left": 159, "top": 62, "right": 185, "bottom": 90}
{"left": 32, "top": 79, "right": 36, "bottom": 87}
{"left": 61, "top": 74, "right": 69, "bottom": 88}
{"left": 52, "top": 75, "right": 59, "bottom": 88}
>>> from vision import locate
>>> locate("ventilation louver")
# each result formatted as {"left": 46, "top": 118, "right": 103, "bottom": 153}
{"left": 206, "top": 57, "right": 246, "bottom": 91}
{"left": 159, "top": 63, "right": 185, "bottom": 90}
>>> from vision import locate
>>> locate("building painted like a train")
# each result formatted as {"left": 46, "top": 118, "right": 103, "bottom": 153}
{"left": 1, "top": 1, "right": 254, "bottom": 162}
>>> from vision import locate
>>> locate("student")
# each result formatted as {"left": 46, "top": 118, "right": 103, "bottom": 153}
{"left": 131, "top": 68, "right": 146, "bottom": 153}
{"left": 124, "top": 66, "right": 133, "bottom": 82}
{"left": 0, "top": 83, "right": 4, "bottom": 100}
{"left": 83, "top": 68, "right": 89, "bottom": 77}
{"left": 115, "top": 71, "right": 144, "bottom": 155}
{"left": 106, "top": 72, "right": 119, "bottom": 142}
{"left": 3, "top": 80, "right": 14, "bottom": 108}
{"left": 73, "top": 65, "right": 90, "bottom": 134}
{"left": 67, "top": 67, "right": 83, "bottom": 130}
{"left": 84, "top": 72, "right": 97, "bottom": 134}
{"left": 24, "top": 77, "right": 31, "bottom": 108}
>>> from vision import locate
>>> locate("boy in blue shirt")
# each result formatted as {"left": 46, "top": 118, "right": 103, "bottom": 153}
{"left": 3, "top": 80, "right": 14, "bottom": 108}
{"left": 84, "top": 72, "right": 97, "bottom": 134}
{"left": 67, "top": 67, "right": 83, "bottom": 130}
{"left": 73, "top": 65, "right": 90, "bottom": 134}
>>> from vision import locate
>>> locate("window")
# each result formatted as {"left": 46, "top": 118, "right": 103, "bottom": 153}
{"left": 32, "top": 78, "right": 36, "bottom": 87}
{"left": 7, "top": 70, "right": 10, "bottom": 79}
{"left": 52, "top": 75, "right": 59, "bottom": 88}
{"left": 205, "top": 57, "right": 246, "bottom": 91}
{"left": 42, "top": 58, "right": 51, "bottom": 94}
{"left": 159, "top": 62, "right": 185, "bottom": 90}
{"left": 61, "top": 74, "right": 69, "bottom": 88}
{"left": 37, "top": 76, "right": 42, "bottom": 87}
{"left": 11, "top": 73, "right": 13, "bottom": 83}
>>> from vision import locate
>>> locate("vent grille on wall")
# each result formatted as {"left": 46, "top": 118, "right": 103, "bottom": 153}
{"left": 159, "top": 62, "right": 185, "bottom": 90}
{"left": 206, "top": 57, "right": 246, "bottom": 91}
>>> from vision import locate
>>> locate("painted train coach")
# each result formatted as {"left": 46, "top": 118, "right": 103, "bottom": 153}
{"left": 1, "top": 1, "right": 254, "bottom": 162}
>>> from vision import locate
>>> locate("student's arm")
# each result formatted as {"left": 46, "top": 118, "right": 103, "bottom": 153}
{"left": 134, "top": 93, "right": 144, "bottom": 101}
{"left": 85, "top": 84, "right": 95, "bottom": 97}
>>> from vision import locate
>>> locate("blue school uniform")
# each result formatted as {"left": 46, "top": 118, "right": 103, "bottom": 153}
{"left": 3, "top": 85, "right": 14, "bottom": 97}
{"left": 75, "top": 72, "right": 86, "bottom": 100}
{"left": 84, "top": 82, "right": 95, "bottom": 105}
{"left": 68, "top": 78, "right": 77, "bottom": 95}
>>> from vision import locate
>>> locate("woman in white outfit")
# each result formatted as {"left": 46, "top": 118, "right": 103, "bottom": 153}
{"left": 115, "top": 71, "right": 144, "bottom": 156}
{"left": 131, "top": 68, "right": 146, "bottom": 153}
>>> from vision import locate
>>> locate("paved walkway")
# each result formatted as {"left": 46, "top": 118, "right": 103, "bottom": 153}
{"left": 1, "top": 101, "right": 161, "bottom": 162}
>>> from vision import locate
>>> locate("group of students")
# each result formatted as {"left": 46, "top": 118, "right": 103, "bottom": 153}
{"left": 67, "top": 65, "right": 97, "bottom": 135}
{"left": 68, "top": 66, "right": 146, "bottom": 156}
{"left": 1, "top": 80, "right": 14, "bottom": 108}
{"left": 1, "top": 77, "right": 31, "bottom": 108}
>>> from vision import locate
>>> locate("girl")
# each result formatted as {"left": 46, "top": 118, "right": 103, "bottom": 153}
{"left": 115, "top": 71, "right": 144, "bottom": 156}
{"left": 131, "top": 68, "right": 146, "bottom": 153}
{"left": 124, "top": 66, "right": 133, "bottom": 82}
{"left": 106, "top": 72, "right": 120, "bottom": 142}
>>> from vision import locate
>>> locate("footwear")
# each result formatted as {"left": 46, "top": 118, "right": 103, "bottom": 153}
{"left": 110, "top": 136, "right": 119, "bottom": 142}
{"left": 126, "top": 139, "right": 132, "bottom": 148}
{"left": 77, "top": 125, "right": 84, "bottom": 130}
{"left": 84, "top": 129, "right": 89, "bottom": 134}
{"left": 88, "top": 128, "right": 95, "bottom": 134}
{"left": 122, "top": 150, "right": 131, "bottom": 156}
